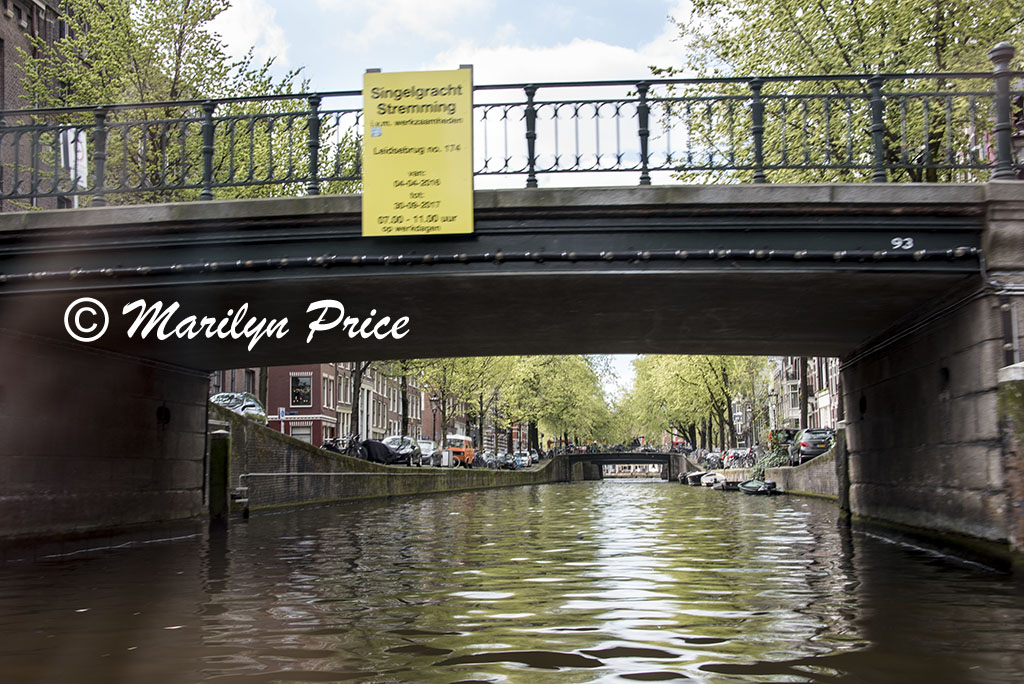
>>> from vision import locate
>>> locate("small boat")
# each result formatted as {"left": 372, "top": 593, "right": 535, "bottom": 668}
{"left": 701, "top": 472, "right": 724, "bottom": 487}
{"left": 738, "top": 479, "right": 778, "bottom": 495}
{"left": 685, "top": 471, "right": 706, "bottom": 486}
{"left": 712, "top": 480, "right": 739, "bottom": 491}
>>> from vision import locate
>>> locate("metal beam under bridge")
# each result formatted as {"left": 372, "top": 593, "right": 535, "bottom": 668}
{"left": 0, "top": 184, "right": 988, "bottom": 369}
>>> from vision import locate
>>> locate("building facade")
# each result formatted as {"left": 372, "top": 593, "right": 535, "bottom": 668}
{"left": 768, "top": 356, "right": 841, "bottom": 431}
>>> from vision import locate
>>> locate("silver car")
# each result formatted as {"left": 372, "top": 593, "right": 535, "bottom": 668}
{"left": 417, "top": 439, "right": 440, "bottom": 466}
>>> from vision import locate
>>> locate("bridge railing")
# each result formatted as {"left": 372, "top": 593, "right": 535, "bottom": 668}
{"left": 0, "top": 43, "right": 1018, "bottom": 207}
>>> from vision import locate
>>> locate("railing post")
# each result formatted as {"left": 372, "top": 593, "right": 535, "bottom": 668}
{"left": 200, "top": 100, "right": 217, "bottom": 201}
{"left": 91, "top": 107, "right": 108, "bottom": 207}
{"left": 868, "top": 76, "right": 888, "bottom": 182}
{"left": 524, "top": 85, "right": 538, "bottom": 188}
{"left": 988, "top": 42, "right": 1017, "bottom": 180}
{"left": 637, "top": 82, "right": 651, "bottom": 185}
{"left": 306, "top": 95, "right": 322, "bottom": 195}
{"left": 749, "top": 78, "right": 766, "bottom": 184}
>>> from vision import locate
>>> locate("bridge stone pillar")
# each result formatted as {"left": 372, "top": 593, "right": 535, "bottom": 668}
{"left": 841, "top": 182, "right": 1024, "bottom": 561}
{"left": 0, "top": 330, "right": 209, "bottom": 545}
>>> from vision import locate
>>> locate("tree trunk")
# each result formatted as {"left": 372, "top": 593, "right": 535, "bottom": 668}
{"left": 258, "top": 366, "right": 268, "bottom": 409}
{"left": 400, "top": 374, "right": 409, "bottom": 437}
{"left": 350, "top": 365, "right": 363, "bottom": 436}
{"left": 478, "top": 392, "right": 486, "bottom": 451}
{"left": 800, "top": 356, "right": 809, "bottom": 429}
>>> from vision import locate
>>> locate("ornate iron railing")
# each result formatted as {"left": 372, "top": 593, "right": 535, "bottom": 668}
{"left": 0, "top": 43, "right": 1019, "bottom": 207}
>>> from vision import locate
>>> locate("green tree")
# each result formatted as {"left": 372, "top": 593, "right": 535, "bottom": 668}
{"left": 18, "top": 0, "right": 358, "bottom": 204}
{"left": 630, "top": 355, "right": 770, "bottom": 450}
{"left": 654, "top": 0, "right": 1023, "bottom": 182}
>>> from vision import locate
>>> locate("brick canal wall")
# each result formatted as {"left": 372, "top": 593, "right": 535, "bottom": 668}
{"left": 999, "top": 363, "right": 1024, "bottom": 555}
{"left": 766, "top": 450, "right": 840, "bottom": 501}
{"left": 211, "top": 404, "right": 570, "bottom": 511}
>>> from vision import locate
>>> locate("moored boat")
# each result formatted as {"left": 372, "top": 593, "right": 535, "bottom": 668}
{"left": 701, "top": 472, "right": 723, "bottom": 487}
{"left": 686, "top": 471, "right": 706, "bottom": 486}
{"left": 738, "top": 479, "right": 778, "bottom": 495}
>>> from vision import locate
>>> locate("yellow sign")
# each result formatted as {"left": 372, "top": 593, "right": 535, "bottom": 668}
{"left": 362, "top": 68, "right": 473, "bottom": 236}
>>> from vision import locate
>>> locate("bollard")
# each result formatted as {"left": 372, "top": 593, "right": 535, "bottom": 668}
{"left": 208, "top": 429, "right": 230, "bottom": 528}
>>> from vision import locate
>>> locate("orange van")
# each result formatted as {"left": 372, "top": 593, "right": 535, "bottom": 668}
{"left": 445, "top": 434, "right": 476, "bottom": 468}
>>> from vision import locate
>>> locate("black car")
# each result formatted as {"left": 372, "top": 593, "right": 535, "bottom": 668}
{"left": 382, "top": 435, "right": 423, "bottom": 466}
{"left": 788, "top": 428, "right": 835, "bottom": 465}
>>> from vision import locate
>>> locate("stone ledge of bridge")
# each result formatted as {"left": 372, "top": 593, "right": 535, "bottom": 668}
{"left": 0, "top": 182, "right": 1010, "bottom": 235}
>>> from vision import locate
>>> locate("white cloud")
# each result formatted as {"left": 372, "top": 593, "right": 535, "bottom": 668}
{"left": 316, "top": 0, "right": 493, "bottom": 52}
{"left": 428, "top": 1, "right": 694, "bottom": 85}
{"left": 211, "top": 0, "right": 290, "bottom": 67}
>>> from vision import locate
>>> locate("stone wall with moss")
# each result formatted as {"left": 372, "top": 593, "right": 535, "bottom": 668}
{"left": 210, "top": 404, "right": 569, "bottom": 511}
{"left": 998, "top": 364, "right": 1024, "bottom": 554}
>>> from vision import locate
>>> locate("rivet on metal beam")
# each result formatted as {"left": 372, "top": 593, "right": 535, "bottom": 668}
{"left": 794, "top": 250, "right": 807, "bottom": 260}
{"left": 568, "top": 251, "right": 577, "bottom": 261}
{"left": 913, "top": 249, "right": 926, "bottom": 261}
{"left": 494, "top": 251, "right": 504, "bottom": 263}
{"left": 716, "top": 249, "right": 730, "bottom": 259}
{"left": 279, "top": 258, "right": 289, "bottom": 267}
{"left": 533, "top": 251, "right": 544, "bottom": 262}
{"left": 954, "top": 247, "right": 969, "bottom": 258}
{"left": 602, "top": 251, "right": 614, "bottom": 261}
{"left": 873, "top": 251, "right": 885, "bottom": 260}
{"left": 315, "top": 256, "right": 325, "bottom": 265}
{"left": 755, "top": 250, "right": 767, "bottom": 259}
{"left": 676, "top": 250, "right": 688, "bottom": 260}
{"left": 458, "top": 253, "right": 468, "bottom": 263}
{"left": 172, "top": 264, "right": 183, "bottom": 271}
{"left": 244, "top": 260, "right": 254, "bottom": 268}
{"left": 0, "top": 274, "right": 6, "bottom": 283}
{"left": 833, "top": 250, "right": 846, "bottom": 261}
{"left": 137, "top": 266, "right": 151, "bottom": 274}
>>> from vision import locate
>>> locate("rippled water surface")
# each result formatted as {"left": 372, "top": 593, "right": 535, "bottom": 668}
{"left": 3, "top": 480, "right": 1024, "bottom": 683}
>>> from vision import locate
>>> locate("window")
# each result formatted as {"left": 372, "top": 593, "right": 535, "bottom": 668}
{"left": 245, "top": 369, "right": 256, "bottom": 394}
{"left": 291, "top": 375, "right": 312, "bottom": 406}
{"left": 290, "top": 425, "right": 312, "bottom": 443}
{"left": 322, "top": 375, "right": 331, "bottom": 409}
{"left": 211, "top": 371, "right": 221, "bottom": 394}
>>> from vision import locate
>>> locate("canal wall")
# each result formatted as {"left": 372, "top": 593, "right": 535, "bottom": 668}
{"left": 211, "top": 405, "right": 570, "bottom": 512}
{"left": 765, "top": 450, "right": 840, "bottom": 501}
{"left": 0, "top": 330, "right": 208, "bottom": 544}
{"left": 999, "top": 362, "right": 1024, "bottom": 556}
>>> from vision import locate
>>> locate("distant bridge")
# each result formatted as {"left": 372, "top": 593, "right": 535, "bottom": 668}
{"left": 568, "top": 452, "right": 673, "bottom": 466}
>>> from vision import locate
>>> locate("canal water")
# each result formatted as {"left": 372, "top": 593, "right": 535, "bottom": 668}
{"left": 2, "top": 480, "right": 1023, "bottom": 683}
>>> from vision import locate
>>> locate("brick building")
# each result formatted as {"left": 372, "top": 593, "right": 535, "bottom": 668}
{"left": 253, "top": 363, "right": 427, "bottom": 447}
{"left": 1, "top": 1, "right": 68, "bottom": 211}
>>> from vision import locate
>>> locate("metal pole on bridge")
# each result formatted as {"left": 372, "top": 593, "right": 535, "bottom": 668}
{"left": 988, "top": 42, "right": 1017, "bottom": 181}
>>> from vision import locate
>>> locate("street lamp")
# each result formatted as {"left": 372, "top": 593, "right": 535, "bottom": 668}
{"left": 429, "top": 394, "right": 439, "bottom": 441}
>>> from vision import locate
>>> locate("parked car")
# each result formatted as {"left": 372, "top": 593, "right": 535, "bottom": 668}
{"left": 210, "top": 392, "right": 267, "bottom": 424}
{"left": 789, "top": 428, "right": 835, "bottom": 465}
{"left": 496, "top": 451, "right": 515, "bottom": 469}
{"left": 362, "top": 438, "right": 406, "bottom": 465}
{"left": 529, "top": 449, "right": 539, "bottom": 464}
{"left": 445, "top": 434, "right": 476, "bottom": 468}
{"left": 480, "top": 450, "right": 497, "bottom": 468}
{"left": 514, "top": 451, "right": 531, "bottom": 469}
{"left": 768, "top": 427, "right": 801, "bottom": 457}
{"left": 417, "top": 439, "right": 439, "bottom": 466}
{"left": 383, "top": 435, "right": 423, "bottom": 466}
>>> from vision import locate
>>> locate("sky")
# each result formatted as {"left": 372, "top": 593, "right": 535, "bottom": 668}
{"left": 213, "top": 0, "right": 694, "bottom": 91}
{"left": 211, "top": 1, "right": 692, "bottom": 397}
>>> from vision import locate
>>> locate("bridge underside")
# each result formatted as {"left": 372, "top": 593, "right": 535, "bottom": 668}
{"left": 0, "top": 185, "right": 985, "bottom": 369}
